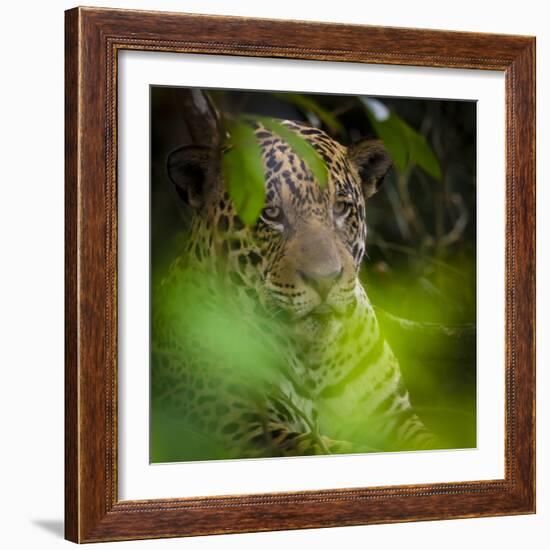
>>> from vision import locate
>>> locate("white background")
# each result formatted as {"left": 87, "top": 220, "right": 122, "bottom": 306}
{"left": 0, "top": 1, "right": 546, "bottom": 549}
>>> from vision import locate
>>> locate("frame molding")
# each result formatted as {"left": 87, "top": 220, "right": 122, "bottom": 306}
{"left": 65, "top": 6, "right": 535, "bottom": 543}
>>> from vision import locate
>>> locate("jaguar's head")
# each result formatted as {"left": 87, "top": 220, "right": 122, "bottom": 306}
{"left": 167, "top": 120, "right": 391, "bottom": 328}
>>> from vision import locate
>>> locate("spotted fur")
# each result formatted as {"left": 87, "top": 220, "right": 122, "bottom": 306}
{"left": 152, "top": 119, "right": 435, "bottom": 459}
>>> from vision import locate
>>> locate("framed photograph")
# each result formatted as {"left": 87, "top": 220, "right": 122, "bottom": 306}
{"left": 65, "top": 6, "right": 535, "bottom": 543}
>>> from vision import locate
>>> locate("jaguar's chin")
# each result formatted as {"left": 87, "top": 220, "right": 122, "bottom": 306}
{"left": 300, "top": 296, "right": 357, "bottom": 321}
{"left": 291, "top": 314, "right": 343, "bottom": 344}
{"left": 261, "top": 290, "right": 357, "bottom": 327}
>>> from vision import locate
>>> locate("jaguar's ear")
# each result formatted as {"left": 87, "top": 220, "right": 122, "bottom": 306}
{"left": 348, "top": 139, "right": 392, "bottom": 199}
{"left": 167, "top": 145, "right": 216, "bottom": 209}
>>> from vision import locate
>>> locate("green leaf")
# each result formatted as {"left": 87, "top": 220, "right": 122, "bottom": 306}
{"left": 254, "top": 116, "right": 329, "bottom": 188}
{"left": 402, "top": 123, "right": 442, "bottom": 180}
{"left": 274, "top": 93, "right": 345, "bottom": 135}
{"left": 221, "top": 120, "right": 266, "bottom": 226}
{"left": 363, "top": 106, "right": 409, "bottom": 172}
{"left": 361, "top": 98, "right": 442, "bottom": 181}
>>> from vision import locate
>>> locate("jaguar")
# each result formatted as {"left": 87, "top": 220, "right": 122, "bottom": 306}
{"left": 151, "top": 112, "right": 436, "bottom": 459}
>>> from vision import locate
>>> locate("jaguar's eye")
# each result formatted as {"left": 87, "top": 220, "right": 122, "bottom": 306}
{"left": 333, "top": 200, "right": 352, "bottom": 218}
{"left": 261, "top": 205, "right": 284, "bottom": 224}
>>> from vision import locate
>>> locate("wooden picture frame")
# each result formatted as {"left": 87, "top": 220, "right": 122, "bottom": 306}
{"left": 65, "top": 6, "right": 536, "bottom": 543}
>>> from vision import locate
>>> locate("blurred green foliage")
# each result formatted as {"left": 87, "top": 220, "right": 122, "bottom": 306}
{"left": 152, "top": 263, "right": 474, "bottom": 462}
{"left": 222, "top": 120, "right": 266, "bottom": 226}
{"left": 152, "top": 267, "right": 311, "bottom": 462}
{"left": 150, "top": 87, "right": 477, "bottom": 462}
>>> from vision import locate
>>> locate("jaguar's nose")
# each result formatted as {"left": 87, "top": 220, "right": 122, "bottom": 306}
{"left": 298, "top": 266, "right": 343, "bottom": 300}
